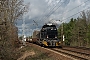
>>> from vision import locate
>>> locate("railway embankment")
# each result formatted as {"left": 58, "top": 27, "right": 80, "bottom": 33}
{"left": 17, "top": 42, "right": 72, "bottom": 60}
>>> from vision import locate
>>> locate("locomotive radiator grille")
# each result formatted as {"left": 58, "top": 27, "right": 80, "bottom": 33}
{"left": 42, "top": 39, "right": 60, "bottom": 46}
{"left": 48, "top": 40, "right": 59, "bottom": 46}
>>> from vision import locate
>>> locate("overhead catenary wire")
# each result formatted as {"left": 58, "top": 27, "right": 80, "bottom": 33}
{"left": 39, "top": 0, "right": 61, "bottom": 22}
{"left": 40, "top": 0, "right": 61, "bottom": 19}
{"left": 35, "top": 0, "right": 62, "bottom": 27}
{"left": 61, "top": 0, "right": 89, "bottom": 19}
{"left": 43, "top": 0, "right": 65, "bottom": 22}
{"left": 37, "top": 2, "right": 52, "bottom": 21}
{"left": 34, "top": 0, "right": 90, "bottom": 28}
{"left": 33, "top": 0, "right": 61, "bottom": 26}
{"left": 67, "top": 0, "right": 88, "bottom": 13}
{"left": 62, "top": 7, "right": 90, "bottom": 22}
{"left": 44, "top": 0, "right": 89, "bottom": 24}
{"left": 47, "top": 0, "right": 89, "bottom": 22}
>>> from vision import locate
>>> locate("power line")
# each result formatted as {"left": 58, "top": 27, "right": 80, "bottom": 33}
{"left": 36, "top": 0, "right": 89, "bottom": 27}
{"left": 62, "top": 7, "right": 90, "bottom": 22}
{"left": 68, "top": 0, "right": 88, "bottom": 13}
{"left": 61, "top": 0, "right": 89, "bottom": 18}
{"left": 43, "top": 0, "right": 61, "bottom": 19}
{"left": 43, "top": 0, "right": 66, "bottom": 22}
{"left": 39, "top": 0, "right": 61, "bottom": 22}
{"left": 44, "top": 0, "right": 89, "bottom": 23}
{"left": 38, "top": 2, "right": 52, "bottom": 21}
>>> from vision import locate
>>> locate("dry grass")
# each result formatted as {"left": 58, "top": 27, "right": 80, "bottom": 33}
{"left": 17, "top": 45, "right": 53, "bottom": 60}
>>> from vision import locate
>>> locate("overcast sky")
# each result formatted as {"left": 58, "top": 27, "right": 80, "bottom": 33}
{"left": 17, "top": 0, "right": 90, "bottom": 37}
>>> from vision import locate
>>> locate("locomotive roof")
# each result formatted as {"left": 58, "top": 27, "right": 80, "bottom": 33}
{"left": 42, "top": 24, "right": 56, "bottom": 28}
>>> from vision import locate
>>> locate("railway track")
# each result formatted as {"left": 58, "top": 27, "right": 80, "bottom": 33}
{"left": 27, "top": 42, "right": 90, "bottom": 60}
{"left": 51, "top": 48, "right": 90, "bottom": 60}
{"left": 64, "top": 46, "right": 90, "bottom": 50}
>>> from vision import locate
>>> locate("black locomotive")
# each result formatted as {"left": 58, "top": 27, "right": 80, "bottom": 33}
{"left": 36, "top": 23, "right": 62, "bottom": 47}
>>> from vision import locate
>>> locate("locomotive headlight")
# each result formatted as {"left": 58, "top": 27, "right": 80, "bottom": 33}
{"left": 54, "top": 29, "right": 56, "bottom": 30}
{"left": 55, "top": 36, "right": 57, "bottom": 38}
{"left": 59, "top": 41, "right": 61, "bottom": 44}
{"left": 47, "top": 35, "right": 48, "bottom": 38}
{"left": 51, "top": 29, "right": 53, "bottom": 30}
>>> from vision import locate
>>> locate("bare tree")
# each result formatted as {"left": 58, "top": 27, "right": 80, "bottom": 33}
{"left": 0, "top": 0, "right": 29, "bottom": 59}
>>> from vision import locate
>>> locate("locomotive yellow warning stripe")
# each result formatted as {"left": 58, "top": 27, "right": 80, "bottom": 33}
{"left": 56, "top": 42, "right": 61, "bottom": 46}
{"left": 56, "top": 42, "right": 59, "bottom": 46}
{"left": 42, "top": 41, "right": 48, "bottom": 46}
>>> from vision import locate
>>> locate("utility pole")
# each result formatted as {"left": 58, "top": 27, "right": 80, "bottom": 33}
{"left": 61, "top": 23, "right": 63, "bottom": 44}
{"left": 22, "top": 16, "right": 26, "bottom": 46}
{"left": 61, "top": 22, "right": 65, "bottom": 45}
{"left": 21, "top": 2, "right": 30, "bottom": 46}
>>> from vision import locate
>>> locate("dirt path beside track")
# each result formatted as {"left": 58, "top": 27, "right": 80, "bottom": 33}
{"left": 17, "top": 51, "right": 35, "bottom": 60}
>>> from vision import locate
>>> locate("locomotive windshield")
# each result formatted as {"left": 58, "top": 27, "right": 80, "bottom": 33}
{"left": 42, "top": 25, "right": 56, "bottom": 28}
{"left": 47, "top": 28, "right": 58, "bottom": 38}
{"left": 42, "top": 25, "right": 56, "bottom": 30}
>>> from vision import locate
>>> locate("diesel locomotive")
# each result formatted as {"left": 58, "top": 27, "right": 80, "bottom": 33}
{"left": 32, "top": 23, "right": 62, "bottom": 47}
